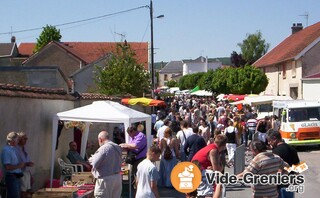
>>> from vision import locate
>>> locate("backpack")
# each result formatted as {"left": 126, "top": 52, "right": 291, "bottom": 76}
{"left": 163, "top": 140, "right": 173, "bottom": 160}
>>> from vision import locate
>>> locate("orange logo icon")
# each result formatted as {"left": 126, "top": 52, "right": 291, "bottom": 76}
{"left": 170, "top": 162, "right": 202, "bottom": 193}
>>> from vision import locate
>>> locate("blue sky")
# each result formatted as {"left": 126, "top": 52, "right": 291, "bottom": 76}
{"left": 1, "top": 0, "right": 319, "bottom": 62}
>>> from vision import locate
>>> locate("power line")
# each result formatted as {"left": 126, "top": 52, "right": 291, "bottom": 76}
{"left": 0, "top": 5, "right": 148, "bottom": 35}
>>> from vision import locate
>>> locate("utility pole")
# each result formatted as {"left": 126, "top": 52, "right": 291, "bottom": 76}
{"left": 150, "top": 0, "right": 155, "bottom": 98}
{"left": 149, "top": 0, "right": 164, "bottom": 98}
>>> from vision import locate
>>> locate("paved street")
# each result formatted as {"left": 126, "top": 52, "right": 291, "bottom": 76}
{"left": 294, "top": 146, "right": 320, "bottom": 197}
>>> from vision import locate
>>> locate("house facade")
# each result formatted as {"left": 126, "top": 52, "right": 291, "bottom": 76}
{"left": 253, "top": 22, "right": 320, "bottom": 99}
{"left": 0, "top": 66, "right": 69, "bottom": 90}
{"left": 158, "top": 61, "right": 184, "bottom": 87}
{"left": 159, "top": 56, "right": 222, "bottom": 87}
{"left": 70, "top": 54, "right": 112, "bottom": 93}
{"left": 16, "top": 41, "right": 149, "bottom": 93}
{"left": 21, "top": 41, "right": 88, "bottom": 78}
{"left": 0, "top": 36, "right": 27, "bottom": 66}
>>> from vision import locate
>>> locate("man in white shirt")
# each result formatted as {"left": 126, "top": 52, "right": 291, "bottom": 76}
{"left": 89, "top": 131, "right": 122, "bottom": 198}
{"left": 136, "top": 145, "right": 161, "bottom": 198}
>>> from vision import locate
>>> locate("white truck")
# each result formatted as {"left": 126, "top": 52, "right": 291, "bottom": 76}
{"left": 231, "top": 95, "right": 292, "bottom": 119}
{"left": 273, "top": 100, "right": 320, "bottom": 146}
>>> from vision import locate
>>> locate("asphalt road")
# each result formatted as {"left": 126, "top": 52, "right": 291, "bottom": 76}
{"left": 157, "top": 146, "right": 320, "bottom": 198}
{"left": 294, "top": 146, "right": 320, "bottom": 197}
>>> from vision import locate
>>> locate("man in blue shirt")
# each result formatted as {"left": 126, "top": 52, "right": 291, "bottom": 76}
{"left": 1, "top": 132, "right": 25, "bottom": 198}
{"left": 67, "top": 141, "right": 91, "bottom": 171}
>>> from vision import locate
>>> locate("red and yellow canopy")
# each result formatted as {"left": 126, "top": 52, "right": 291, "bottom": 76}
{"left": 121, "top": 98, "right": 166, "bottom": 107}
{"left": 223, "top": 94, "right": 246, "bottom": 101}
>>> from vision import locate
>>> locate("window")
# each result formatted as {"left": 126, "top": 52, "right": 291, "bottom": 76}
{"left": 292, "top": 61, "right": 296, "bottom": 78}
{"left": 164, "top": 74, "right": 168, "bottom": 81}
{"left": 288, "top": 107, "right": 320, "bottom": 122}
{"left": 282, "top": 64, "right": 286, "bottom": 79}
{"left": 290, "top": 87, "right": 298, "bottom": 99}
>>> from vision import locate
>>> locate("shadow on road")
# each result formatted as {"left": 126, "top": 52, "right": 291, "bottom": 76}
{"left": 294, "top": 145, "right": 320, "bottom": 152}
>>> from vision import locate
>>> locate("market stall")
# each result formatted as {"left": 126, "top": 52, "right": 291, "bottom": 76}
{"left": 121, "top": 97, "right": 166, "bottom": 107}
{"left": 50, "top": 100, "right": 152, "bottom": 193}
{"left": 224, "top": 94, "right": 247, "bottom": 101}
{"left": 190, "top": 90, "right": 213, "bottom": 96}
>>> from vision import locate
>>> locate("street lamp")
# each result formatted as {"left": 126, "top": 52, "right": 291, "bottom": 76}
{"left": 150, "top": 0, "right": 164, "bottom": 98}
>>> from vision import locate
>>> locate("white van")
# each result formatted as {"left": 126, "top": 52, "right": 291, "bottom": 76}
{"left": 168, "top": 87, "right": 180, "bottom": 94}
{"left": 273, "top": 100, "right": 320, "bottom": 146}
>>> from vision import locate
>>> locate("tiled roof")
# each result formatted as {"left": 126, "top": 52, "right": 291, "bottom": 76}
{"left": 79, "top": 93, "right": 121, "bottom": 100}
{"left": 254, "top": 22, "right": 320, "bottom": 68}
{"left": 17, "top": 43, "right": 34, "bottom": 56}
{"left": 159, "top": 61, "right": 184, "bottom": 74}
{"left": 0, "top": 83, "right": 74, "bottom": 100}
{"left": 18, "top": 42, "right": 148, "bottom": 69}
{"left": 183, "top": 56, "right": 207, "bottom": 63}
{"left": 0, "top": 43, "right": 15, "bottom": 57}
{"left": 304, "top": 73, "right": 320, "bottom": 79}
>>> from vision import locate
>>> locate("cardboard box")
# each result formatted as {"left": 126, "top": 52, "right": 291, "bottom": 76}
{"left": 71, "top": 172, "right": 94, "bottom": 184}
{"left": 32, "top": 188, "right": 77, "bottom": 198}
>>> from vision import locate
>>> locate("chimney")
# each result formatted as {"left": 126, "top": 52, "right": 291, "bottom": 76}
{"left": 11, "top": 36, "right": 16, "bottom": 43}
{"left": 291, "top": 23, "right": 303, "bottom": 34}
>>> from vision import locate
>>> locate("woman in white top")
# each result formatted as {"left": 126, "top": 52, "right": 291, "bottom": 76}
{"left": 224, "top": 120, "right": 238, "bottom": 164}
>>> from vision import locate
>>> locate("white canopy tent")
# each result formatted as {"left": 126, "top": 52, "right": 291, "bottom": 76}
{"left": 51, "top": 100, "right": 152, "bottom": 186}
{"left": 190, "top": 90, "right": 213, "bottom": 96}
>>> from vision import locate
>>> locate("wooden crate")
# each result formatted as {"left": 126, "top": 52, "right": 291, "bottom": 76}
{"left": 71, "top": 172, "right": 94, "bottom": 184}
{"left": 32, "top": 188, "right": 77, "bottom": 198}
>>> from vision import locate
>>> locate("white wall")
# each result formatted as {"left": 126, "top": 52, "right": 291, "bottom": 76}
{"left": 183, "top": 61, "right": 221, "bottom": 76}
{"left": 0, "top": 97, "right": 74, "bottom": 190}
{"left": 303, "top": 80, "right": 320, "bottom": 100}
{"left": 262, "top": 59, "right": 302, "bottom": 98}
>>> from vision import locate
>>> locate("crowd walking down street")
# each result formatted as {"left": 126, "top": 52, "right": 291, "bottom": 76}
{"left": 1, "top": 94, "right": 319, "bottom": 198}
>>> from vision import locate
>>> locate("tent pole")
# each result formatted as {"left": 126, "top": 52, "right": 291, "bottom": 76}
{"left": 80, "top": 122, "right": 90, "bottom": 158}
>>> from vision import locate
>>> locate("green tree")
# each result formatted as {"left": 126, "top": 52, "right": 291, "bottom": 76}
{"left": 206, "top": 66, "right": 268, "bottom": 94}
{"left": 178, "top": 72, "right": 205, "bottom": 90}
{"left": 238, "top": 31, "right": 270, "bottom": 65}
{"left": 167, "top": 80, "right": 177, "bottom": 87}
{"left": 230, "top": 51, "right": 246, "bottom": 67}
{"left": 95, "top": 43, "right": 150, "bottom": 96}
{"left": 34, "top": 25, "right": 62, "bottom": 53}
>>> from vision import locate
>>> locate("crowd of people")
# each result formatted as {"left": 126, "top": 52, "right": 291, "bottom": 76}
{"left": 0, "top": 95, "right": 300, "bottom": 198}
{"left": 145, "top": 95, "right": 300, "bottom": 198}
